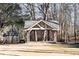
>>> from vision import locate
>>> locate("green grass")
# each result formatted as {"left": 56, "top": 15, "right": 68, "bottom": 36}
{"left": 49, "top": 43, "right": 79, "bottom": 48}
{"left": 49, "top": 43, "right": 79, "bottom": 55}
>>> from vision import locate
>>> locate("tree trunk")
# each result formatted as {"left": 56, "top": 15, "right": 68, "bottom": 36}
{"left": 74, "top": 4, "right": 77, "bottom": 44}
{"left": 27, "top": 31, "right": 30, "bottom": 42}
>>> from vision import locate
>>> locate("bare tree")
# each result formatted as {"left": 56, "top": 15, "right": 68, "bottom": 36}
{"left": 73, "top": 4, "right": 77, "bottom": 44}
{"left": 37, "top": 3, "right": 49, "bottom": 20}
{"left": 23, "top": 3, "right": 36, "bottom": 20}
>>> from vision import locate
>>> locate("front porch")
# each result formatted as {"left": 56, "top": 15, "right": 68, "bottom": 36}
{"left": 24, "top": 29, "right": 58, "bottom": 43}
{"left": 23, "top": 20, "right": 59, "bottom": 43}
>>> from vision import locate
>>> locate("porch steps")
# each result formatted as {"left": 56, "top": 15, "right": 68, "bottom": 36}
{"left": 25, "top": 42, "right": 53, "bottom": 46}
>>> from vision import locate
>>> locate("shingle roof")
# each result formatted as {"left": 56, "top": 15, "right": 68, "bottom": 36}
{"left": 24, "top": 20, "right": 59, "bottom": 30}
{"left": 44, "top": 21, "right": 59, "bottom": 29}
{"left": 24, "top": 21, "right": 38, "bottom": 29}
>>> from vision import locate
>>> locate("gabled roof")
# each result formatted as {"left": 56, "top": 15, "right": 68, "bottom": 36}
{"left": 24, "top": 20, "right": 59, "bottom": 30}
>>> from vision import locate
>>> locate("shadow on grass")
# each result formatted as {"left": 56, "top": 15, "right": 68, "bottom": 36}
{"left": 48, "top": 41, "right": 79, "bottom": 48}
{"left": 68, "top": 43, "right": 79, "bottom": 48}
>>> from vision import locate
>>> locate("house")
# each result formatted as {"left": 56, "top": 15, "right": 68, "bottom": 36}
{"left": 23, "top": 20, "right": 59, "bottom": 43}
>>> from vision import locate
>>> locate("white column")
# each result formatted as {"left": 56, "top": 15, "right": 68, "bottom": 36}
{"left": 54, "top": 31, "right": 57, "bottom": 43}
{"left": 35, "top": 30, "right": 37, "bottom": 42}
{"left": 49, "top": 30, "right": 53, "bottom": 41}
{"left": 43, "top": 30, "right": 46, "bottom": 42}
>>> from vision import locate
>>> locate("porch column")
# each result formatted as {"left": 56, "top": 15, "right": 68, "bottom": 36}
{"left": 49, "top": 30, "right": 53, "bottom": 41}
{"left": 27, "top": 31, "right": 30, "bottom": 42}
{"left": 54, "top": 31, "right": 57, "bottom": 43}
{"left": 43, "top": 30, "right": 47, "bottom": 42}
{"left": 35, "top": 30, "right": 38, "bottom": 42}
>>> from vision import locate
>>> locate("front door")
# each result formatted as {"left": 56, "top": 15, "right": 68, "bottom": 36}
{"left": 37, "top": 30, "right": 44, "bottom": 41}
{"left": 30, "top": 30, "right": 44, "bottom": 41}
{"left": 30, "top": 30, "right": 35, "bottom": 41}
